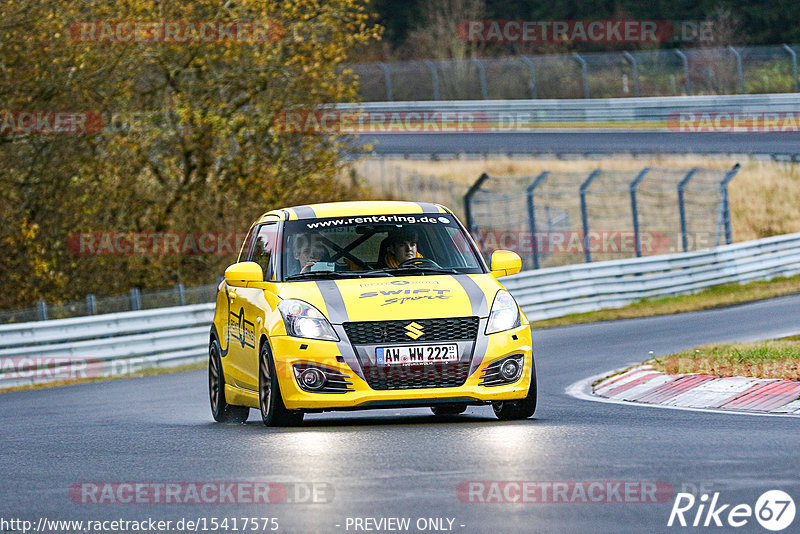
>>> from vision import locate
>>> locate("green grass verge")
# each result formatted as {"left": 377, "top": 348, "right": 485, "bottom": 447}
{"left": 530, "top": 272, "right": 800, "bottom": 329}
{"left": 647, "top": 335, "right": 800, "bottom": 381}
{"left": 0, "top": 361, "right": 205, "bottom": 394}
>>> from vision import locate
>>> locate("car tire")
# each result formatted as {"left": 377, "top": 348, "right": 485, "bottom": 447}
{"left": 259, "top": 341, "right": 304, "bottom": 427}
{"left": 209, "top": 339, "right": 250, "bottom": 423}
{"left": 430, "top": 403, "right": 468, "bottom": 416}
{"left": 492, "top": 359, "right": 537, "bottom": 421}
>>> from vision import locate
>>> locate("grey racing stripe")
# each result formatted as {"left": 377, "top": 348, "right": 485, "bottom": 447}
{"left": 292, "top": 205, "right": 317, "bottom": 219}
{"left": 315, "top": 280, "right": 364, "bottom": 380}
{"left": 450, "top": 274, "right": 490, "bottom": 375}
{"left": 415, "top": 202, "right": 440, "bottom": 214}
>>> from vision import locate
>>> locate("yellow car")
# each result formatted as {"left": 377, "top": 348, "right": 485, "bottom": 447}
{"left": 209, "top": 201, "right": 535, "bottom": 426}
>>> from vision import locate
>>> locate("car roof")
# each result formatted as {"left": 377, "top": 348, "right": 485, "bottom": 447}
{"left": 254, "top": 201, "right": 451, "bottom": 223}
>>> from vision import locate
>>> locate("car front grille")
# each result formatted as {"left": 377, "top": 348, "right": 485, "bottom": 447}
{"left": 361, "top": 362, "right": 471, "bottom": 390}
{"left": 343, "top": 317, "right": 479, "bottom": 344}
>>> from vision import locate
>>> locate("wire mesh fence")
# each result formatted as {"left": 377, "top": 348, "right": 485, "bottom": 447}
{"left": 346, "top": 43, "right": 800, "bottom": 101}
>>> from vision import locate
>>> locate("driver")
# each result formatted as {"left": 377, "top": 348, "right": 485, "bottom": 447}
{"left": 381, "top": 228, "right": 422, "bottom": 268}
{"left": 293, "top": 233, "right": 330, "bottom": 274}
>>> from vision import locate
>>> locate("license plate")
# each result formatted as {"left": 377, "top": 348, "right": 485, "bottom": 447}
{"left": 375, "top": 344, "right": 458, "bottom": 366}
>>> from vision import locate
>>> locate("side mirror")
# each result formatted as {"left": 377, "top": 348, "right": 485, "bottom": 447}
{"left": 224, "top": 262, "right": 263, "bottom": 287}
{"left": 490, "top": 250, "right": 522, "bottom": 277}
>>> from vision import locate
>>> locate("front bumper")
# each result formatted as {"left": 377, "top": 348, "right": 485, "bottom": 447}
{"left": 269, "top": 324, "right": 533, "bottom": 411}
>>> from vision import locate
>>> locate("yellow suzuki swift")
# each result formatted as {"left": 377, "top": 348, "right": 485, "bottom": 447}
{"left": 209, "top": 201, "right": 535, "bottom": 426}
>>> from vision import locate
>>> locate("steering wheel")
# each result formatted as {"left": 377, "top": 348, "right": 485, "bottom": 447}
{"left": 398, "top": 257, "right": 440, "bottom": 268}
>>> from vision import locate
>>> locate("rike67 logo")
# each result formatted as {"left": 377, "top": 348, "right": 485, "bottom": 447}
{"left": 668, "top": 490, "right": 796, "bottom": 531}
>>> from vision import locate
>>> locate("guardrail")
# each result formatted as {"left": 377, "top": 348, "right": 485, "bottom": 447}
{"left": 0, "top": 303, "right": 213, "bottom": 389}
{"left": 502, "top": 232, "right": 800, "bottom": 321}
{"left": 2, "top": 232, "right": 800, "bottom": 389}
{"left": 335, "top": 93, "right": 800, "bottom": 127}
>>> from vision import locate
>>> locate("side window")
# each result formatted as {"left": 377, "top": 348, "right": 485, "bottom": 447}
{"left": 247, "top": 223, "right": 279, "bottom": 280}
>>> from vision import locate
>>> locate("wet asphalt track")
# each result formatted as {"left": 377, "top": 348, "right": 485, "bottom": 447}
{"left": 2, "top": 294, "right": 800, "bottom": 533}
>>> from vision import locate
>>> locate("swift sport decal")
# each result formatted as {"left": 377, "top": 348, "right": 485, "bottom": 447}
{"left": 229, "top": 307, "right": 256, "bottom": 349}
{"left": 358, "top": 288, "right": 452, "bottom": 306}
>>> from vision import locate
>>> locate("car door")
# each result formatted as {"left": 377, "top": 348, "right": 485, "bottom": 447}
{"left": 227, "top": 222, "right": 281, "bottom": 390}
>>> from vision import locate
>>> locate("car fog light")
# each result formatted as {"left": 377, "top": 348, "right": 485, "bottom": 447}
{"left": 499, "top": 359, "right": 521, "bottom": 381}
{"left": 300, "top": 368, "right": 326, "bottom": 390}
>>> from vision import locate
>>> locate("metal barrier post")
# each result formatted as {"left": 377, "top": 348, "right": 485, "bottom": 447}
{"left": 623, "top": 51, "right": 641, "bottom": 97}
{"left": 377, "top": 63, "right": 394, "bottom": 102}
{"left": 424, "top": 60, "right": 441, "bottom": 100}
{"left": 36, "top": 300, "right": 48, "bottom": 321}
{"left": 464, "top": 173, "right": 490, "bottom": 233}
{"left": 472, "top": 58, "right": 488, "bottom": 99}
{"left": 130, "top": 288, "right": 141, "bottom": 311}
{"left": 525, "top": 171, "right": 550, "bottom": 269}
{"left": 579, "top": 170, "right": 602, "bottom": 263}
{"left": 782, "top": 44, "right": 799, "bottom": 92}
{"left": 629, "top": 167, "right": 651, "bottom": 257}
{"left": 573, "top": 53, "right": 591, "bottom": 98}
{"left": 176, "top": 283, "right": 186, "bottom": 306}
{"left": 519, "top": 56, "right": 537, "bottom": 99}
{"left": 86, "top": 294, "right": 97, "bottom": 315}
{"left": 678, "top": 168, "right": 699, "bottom": 252}
{"left": 674, "top": 49, "right": 692, "bottom": 95}
{"left": 720, "top": 163, "right": 741, "bottom": 245}
{"left": 729, "top": 47, "right": 744, "bottom": 93}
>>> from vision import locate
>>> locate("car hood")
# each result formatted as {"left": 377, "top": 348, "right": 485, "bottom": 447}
{"left": 277, "top": 274, "right": 500, "bottom": 323}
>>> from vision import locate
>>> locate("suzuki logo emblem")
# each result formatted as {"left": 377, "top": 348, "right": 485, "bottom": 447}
{"left": 404, "top": 322, "right": 424, "bottom": 340}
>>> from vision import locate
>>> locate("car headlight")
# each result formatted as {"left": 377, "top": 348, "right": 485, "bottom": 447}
{"left": 485, "top": 290, "right": 521, "bottom": 334}
{"left": 278, "top": 299, "right": 339, "bottom": 341}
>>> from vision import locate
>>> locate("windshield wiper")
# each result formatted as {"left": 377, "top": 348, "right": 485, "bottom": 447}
{"left": 379, "top": 266, "right": 461, "bottom": 275}
{"left": 285, "top": 270, "right": 392, "bottom": 281}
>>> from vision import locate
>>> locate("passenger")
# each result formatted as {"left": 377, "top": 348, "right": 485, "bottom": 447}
{"left": 293, "top": 233, "right": 330, "bottom": 274}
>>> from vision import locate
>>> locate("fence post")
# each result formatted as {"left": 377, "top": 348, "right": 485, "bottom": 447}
{"left": 176, "top": 283, "right": 186, "bottom": 306}
{"left": 86, "top": 294, "right": 97, "bottom": 315}
{"left": 472, "top": 58, "right": 489, "bottom": 99}
{"left": 720, "top": 163, "right": 741, "bottom": 245}
{"left": 424, "top": 60, "right": 441, "bottom": 100}
{"left": 573, "top": 53, "right": 591, "bottom": 98}
{"left": 674, "top": 49, "right": 692, "bottom": 96}
{"left": 36, "top": 300, "right": 48, "bottom": 321}
{"left": 622, "top": 51, "right": 641, "bottom": 97}
{"left": 525, "top": 171, "right": 550, "bottom": 269}
{"left": 728, "top": 46, "right": 744, "bottom": 93}
{"left": 678, "top": 168, "right": 699, "bottom": 252}
{"left": 464, "top": 173, "right": 490, "bottom": 233}
{"left": 782, "top": 44, "right": 799, "bottom": 92}
{"left": 130, "top": 288, "right": 141, "bottom": 311}
{"left": 519, "top": 56, "right": 537, "bottom": 99}
{"left": 579, "top": 170, "right": 602, "bottom": 263}
{"left": 377, "top": 63, "right": 394, "bottom": 101}
{"left": 629, "top": 167, "right": 651, "bottom": 257}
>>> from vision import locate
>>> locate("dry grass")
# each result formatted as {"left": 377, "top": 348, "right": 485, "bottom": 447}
{"left": 648, "top": 335, "right": 800, "bottom": 381}
{"left": 378, "top": 155, "right": 800, "bottom": 242}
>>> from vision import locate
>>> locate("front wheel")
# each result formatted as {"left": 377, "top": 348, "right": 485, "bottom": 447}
{"left": 209, "top": 339, "right": 250, "bottom": 423}
{"left": 493, "top": 359, "right": 537, "bottom": 421}
{"left": 259, "top": 342, "right": 304, "bottom": 427}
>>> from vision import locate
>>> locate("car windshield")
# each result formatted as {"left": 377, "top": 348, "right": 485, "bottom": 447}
{"left": 281, "top": 214, "right": 485, "bottom": 279}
